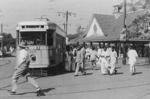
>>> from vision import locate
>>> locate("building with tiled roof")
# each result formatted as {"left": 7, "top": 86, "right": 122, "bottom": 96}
{"left": 78, "top": 9, "right": 150, "bottom": 42}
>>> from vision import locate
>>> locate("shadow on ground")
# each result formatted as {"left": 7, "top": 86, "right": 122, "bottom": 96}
{"left": 82, "top": 73, "right": 93, "bottom": 76}
{"left": 8, "top": 88, "right": 55, "bottom": 95}
{"left": 115, "top": 72, "right": 124, "bottom": 75}
{"left": 133, "top": 72, "right": 143, "bottom": 75}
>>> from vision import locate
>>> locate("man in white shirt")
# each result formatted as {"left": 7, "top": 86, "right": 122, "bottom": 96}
{"left": 110, "top": 46, "right": 117, "bottom": 75}
{"left": 127, "top": 46, "right": 138, "bottom": 75}
{"left": 90, "top": 47, "right": 99, "bottom": 70}
{"left": 9, "top": 42, "right": 45, "bottom": 96}
{"left": 100, "top": 46, "right": 110, "bottom": 75}
{"left": 74, "top": 46, "right": 85, "bottom": 76}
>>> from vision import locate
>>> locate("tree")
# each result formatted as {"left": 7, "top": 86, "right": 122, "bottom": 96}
{"left": 126, "top": 13, "right": 150, "bottom": 39}
{"left": 124, "top": 0, "right": 150, "bottom": 12}
{"left": 1, "top": 33, "right": 16, "bottom": 50}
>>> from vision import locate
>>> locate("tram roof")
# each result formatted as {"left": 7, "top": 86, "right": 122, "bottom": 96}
{"left": 17, "top": 21, "right": 56, "bottom": 26}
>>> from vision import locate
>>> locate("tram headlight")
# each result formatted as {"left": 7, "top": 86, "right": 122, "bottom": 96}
{"left": 30, "top": 54, "right": 36, "bottom": 62}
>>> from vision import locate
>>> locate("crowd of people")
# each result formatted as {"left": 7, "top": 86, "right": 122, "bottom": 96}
{"left": 65, "top": 44, "right": 138, "bottom": 76}
{"left": 8, "top": 42, "right": 138, "bottom": 96}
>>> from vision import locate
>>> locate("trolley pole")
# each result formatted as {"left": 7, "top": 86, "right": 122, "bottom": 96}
{"left": 122, "top": 0, "right": 127, "bottom": 65}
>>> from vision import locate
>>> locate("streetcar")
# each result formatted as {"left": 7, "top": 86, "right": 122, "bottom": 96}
{"left": 16, "top": 19, "right": 66, "bottom": 76}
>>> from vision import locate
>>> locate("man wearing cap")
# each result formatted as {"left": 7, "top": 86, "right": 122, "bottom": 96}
{"left": 8, "top": 42, "right": 45, "bottom": 96}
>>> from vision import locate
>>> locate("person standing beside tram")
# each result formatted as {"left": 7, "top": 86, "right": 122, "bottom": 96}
{"left": 9, "top": 42, "right": 45, "bottom": 96}
{"left": 72, "top": 45, "right": 77, "bottom": 71}
{"left": 127, "top": 46, "right": 138, "bottom": 75}
{"left": 65, "top": 45, "right": 73, "bottom": 72}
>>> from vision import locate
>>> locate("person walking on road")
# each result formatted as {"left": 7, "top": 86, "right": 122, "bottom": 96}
{"left": 8, "top": 42, "right": 45, "bottom": 96}
{"left": 80, "top": 45, "right": 86, "bottom": 73}
{"left": 74, "top": 46, "right": 86, "bottom": 76}
{"left": 100, "top": 46, "right": 110, "bottom": 75}
{"left": 109, "top": 46, "right": 117, "bottom": 75}
{"left": 127, "top": 46, "right": 138, "bottom": 75}
{"left": 90, "top": 46, "right": 99, "bottom": 70}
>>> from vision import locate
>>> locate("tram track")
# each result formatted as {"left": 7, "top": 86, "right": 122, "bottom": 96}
{"left": 0, "top": 59, "right": 11, "bottom": 67}
{"left": 0, "top": 68, "right": 150, "bottom": 91}
{"left": 1, "top": 73, "right": 149, "bottom": 90}
{"left": 1, "top": 78, "right": 150, "bottom": 99}
{"left": 0, "top": 74, "right": 149, "bottom": 98}
{"left": 0, "top": 58, "right": 150, "bottom": 98}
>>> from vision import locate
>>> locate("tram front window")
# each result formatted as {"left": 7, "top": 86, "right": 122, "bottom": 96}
{"left": 19, "top": 32, "right": 46, "bottom": 45}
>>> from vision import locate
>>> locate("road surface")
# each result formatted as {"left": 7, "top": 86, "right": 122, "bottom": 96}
{"left": 0, "top": 54, "right": 150, "bottom": 99}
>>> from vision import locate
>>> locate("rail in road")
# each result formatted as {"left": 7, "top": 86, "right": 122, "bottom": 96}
{"left": 0, "top": 57, "right": 150, "bottom": 99}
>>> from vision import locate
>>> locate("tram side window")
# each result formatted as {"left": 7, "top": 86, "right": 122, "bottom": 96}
{"left": 47, "top": 30, "right": 54, "bottom": 46}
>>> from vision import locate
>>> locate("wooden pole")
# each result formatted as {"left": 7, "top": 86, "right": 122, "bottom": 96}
{"left": 122, "top": 0, "right": 127, "bottom": 65}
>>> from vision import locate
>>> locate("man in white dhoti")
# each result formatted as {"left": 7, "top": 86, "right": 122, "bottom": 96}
{"left": 110, "top": 46, "right": 117, "bottom": 75}
{"left": 100, "top": 46, "right": 110, "bottom": 75}
{"left": 127, "top": 46, "right": 138, "bottom": 75}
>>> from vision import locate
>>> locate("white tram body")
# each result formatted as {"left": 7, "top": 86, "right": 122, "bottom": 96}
{"left": 16, "top": 20, "right": 66, "bottom": 75}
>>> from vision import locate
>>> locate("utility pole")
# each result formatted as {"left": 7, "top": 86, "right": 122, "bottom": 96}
{"left": 58, "top": 11, "right": 76, "bottom": 36}
{"left": 123, "top": 0, "right": 126, "bottom": 29}
{"left": 0, "top": 24, "right": 8, "bottom": 34}
{"left": 62, "top": 23, "right": 66, "bottom": 31}
{"left": 122, "top": 0, "right": 127, "bottom": 65}
{"left": 1, "top": 23, "right": 3, "bottom": 34}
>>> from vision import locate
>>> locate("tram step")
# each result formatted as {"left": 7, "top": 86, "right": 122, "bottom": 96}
{"left": 30, "top": 69, "right": 48, "bottom": 77}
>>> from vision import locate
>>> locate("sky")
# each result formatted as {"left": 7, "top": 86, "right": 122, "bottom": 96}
{"left": 0, "top": 0, "right": 127, "bottom": 38}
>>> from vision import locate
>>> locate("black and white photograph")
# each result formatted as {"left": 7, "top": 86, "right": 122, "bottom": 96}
{"left": 0, "top": 0, "right": 150, "bottom": 99}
